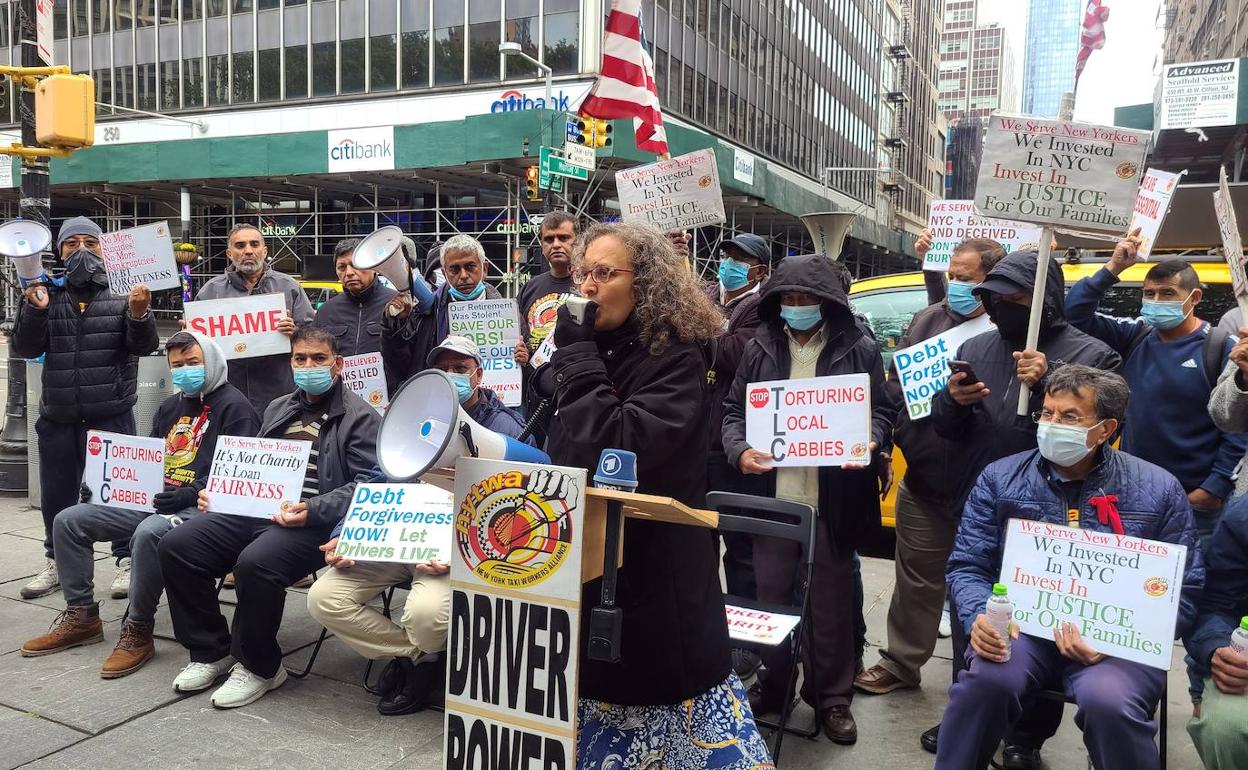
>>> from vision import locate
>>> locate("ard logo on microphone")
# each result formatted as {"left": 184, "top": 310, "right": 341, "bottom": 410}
{"left": 455, "top": 468, "right": 579, "bottom": 589}
{"left": 748, "top": 387, "right": 770, "bottom": 409}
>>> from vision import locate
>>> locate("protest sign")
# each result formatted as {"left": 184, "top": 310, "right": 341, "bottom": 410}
{"left": 892, "top": 314, "right": 994, "bottom": 420}
{"left": 531, "top": 332, "right": 558, "bottom": 369}
{"left": 336, "top": 483, "right": 454, "bottom": 564}
{"left": 744, "top": 373, "right": 871, "bottom": 467}
{"left": 1000, "top": 518, "right": 1187, "bottom": 670}
{"left": 341, "top": 352, "right": 388, "bottom": 414}
{"left": 184, "top": 293, "right": 291, "bottom": 360}
{"left": 81, "top": 431, "right": 165, "bottom": 512}
{"left": 924, "top": 201, "right": 1044, "bottom": 272}
{"left": 446, "top": 458, "right": 585, "bottom": 770}
{"left": 1129, "top": 168, "right": 1183, "bottom": 261}
{"left": 100, "top": 222, "right": 180, "bottom": 294}
{"left": 724, "top": 604, "right": 802, "bottom": 646}
{"left": 1213, "top": 167, "right": 1248, "bottom": 314}
{"left": 975, "top": 115, "right": 1151, "bottom": 234}
{"left": 615, "top": 148, "right": 727, "bottom": 231}
{"left": 205, "top": 435, "right": 311, "bottom": 519}
{"left": 448, "top": 299, "right": 522, "bottom": 407}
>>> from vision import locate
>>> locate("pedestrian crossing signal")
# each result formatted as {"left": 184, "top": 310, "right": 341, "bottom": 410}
{"left": 576, "top": 118, "right": 612, "bottom": 149}
{"left": 526, "top": 165, "right": 540, "bottom": 201}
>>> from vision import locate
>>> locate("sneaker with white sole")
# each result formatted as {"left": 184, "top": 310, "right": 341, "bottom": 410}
{"left": 20, "top": 559, "right": 60, "bottom": 599}
{"left": 210, "top": 663, "right": 288, "bottom": 709}
{"left": 938, "top": 610, "right": 952, "bottom": 639}
{"left": 109, "top": 557, "right": 131, "bottom": 600}
{"left": 172, "top": 657, "right": 236, "bottom": 693}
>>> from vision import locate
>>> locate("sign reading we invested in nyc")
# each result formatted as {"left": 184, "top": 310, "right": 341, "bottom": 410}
{"left": 975, "top": 115, "right": 1151, "bottom": 234}
{"left": 445, "top": 458, "right": 586, "bottom": 770}
{"left": 615, "top": 148, "right": 727, "bottom": 231}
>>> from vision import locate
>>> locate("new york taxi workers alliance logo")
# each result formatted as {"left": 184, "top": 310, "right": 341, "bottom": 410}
{"left": 455, "top": 468, "right": 578, "bottom": 589}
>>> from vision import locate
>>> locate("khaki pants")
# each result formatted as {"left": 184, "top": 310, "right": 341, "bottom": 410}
{"left": 307, "top": 561, "right": 450, "bottom": 660}
{"left": 1189, "top": 678, "right": 1248, "bottom": 770}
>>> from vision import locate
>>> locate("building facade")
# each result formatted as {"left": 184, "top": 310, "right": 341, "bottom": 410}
{"left": 938, "top": 0, "right": 1016, "bottom": 122}
{"left": 1164, "top": 0, "right": 1248, "bottom": 64}
{"left": 1021, "top": 0, "right": 1080, "bottom": 117}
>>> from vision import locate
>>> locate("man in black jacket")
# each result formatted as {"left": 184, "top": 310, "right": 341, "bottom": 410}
{"left": 12, "top": 216, "right": 160, "bottom": 600}
{"left": 312, "top": 238, "right": 396, "bottom": 360}
{"left": 158, "top": 325, "right": 379, "bottom": 708}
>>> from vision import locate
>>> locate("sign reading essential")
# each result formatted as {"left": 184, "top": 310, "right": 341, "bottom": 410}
{"left": 327, "top": 126, "right": 396, "bottom": 173}
{"left": 82, "top": 431, "right": 165, "bottom": 512}
{"left": 449, "top": 299, "right": 522, "bottom": 407}
{"left": 744, "top": 373, "right": 872, "bottom": 467}
{"left": 1159, "top": 59, "right": 1240, "bottom": 130}
{"left": 184, "top": 293, "right": 291, "bottom": 360}
{"left": 336, "top": 483, "right": 454, "bottom": 564}
{"left": 1129, "top": 168, "right": 1184, "bottom": 261}
{"left": 1000, "top": 517, "right": 1188, "bottom": 670}
{"left": 341, "top": 352, "right": 388, "bottom": 414}
{"left": 975, "top": 115, "right": 1151, "bottom": 234}
{"left": 205, "top": 435, "right": 311, "bottom": 519}
{"left": 893, "top": 315, "right": 995, "bottom": 420}
{"left": 615, "top": 148, "right": 727, "bottom": 231}
{"left": 924, "top": 201, "right": 1044, "bottom": 272}
{"left": 100, "top": 221, "right": 180, "bottom": 295}
{"left": 1215, "top": 166, "right": 1248, "bottom": 302}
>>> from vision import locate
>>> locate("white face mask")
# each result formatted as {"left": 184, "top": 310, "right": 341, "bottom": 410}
{"left": 1036, "top": 421, "right": 1104, "bottom": 467}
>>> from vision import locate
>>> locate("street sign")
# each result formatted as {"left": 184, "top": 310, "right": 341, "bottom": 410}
{"left": 564, "top": 142, "right": 596, "bottom": 171}
{"left": 537, "top": 147, "right": 565, "bottom": 193}
{"left": 540, "top": 145, "right": 589, "bottom": 181}
{"left": 565, "top": 115, "right": 580, "bottom": 143}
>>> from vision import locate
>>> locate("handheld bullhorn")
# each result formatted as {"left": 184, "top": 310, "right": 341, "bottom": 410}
{"left": 353, "top": 225, "right": 436, "bottom": 312}
{"left": 800, "top": 212, "right": 857, "bottom": 262}
{"left": 0, "top": 219, "right": 52, "bottom": 286}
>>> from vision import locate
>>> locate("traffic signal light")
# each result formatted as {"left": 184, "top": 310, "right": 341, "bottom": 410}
{"left": 35, "top": 73, "right": 95, "bottom": 149}
{"left": 526, "top": 165, "right": 540, "bottom": 201}
{"left": 576, "top": 118, "right": 612, "bottom": 149}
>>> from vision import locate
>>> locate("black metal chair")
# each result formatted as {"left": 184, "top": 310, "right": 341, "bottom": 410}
{"left": 707, "top": 491, "right": 818, "bottom": 766}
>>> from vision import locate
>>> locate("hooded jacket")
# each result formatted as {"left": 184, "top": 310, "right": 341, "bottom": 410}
{"left": 13, "top": 281, "right": 160, "bottom": 423}
{"left": 703, "top": 279, "right": 764, "bottom": 456}
{"left": 722, "top": 255, "right": 895, "bottom": 553}
{"left": 380, "top": 281, "right": 503, "bottom": 387}
{"left": 930, "top": 251, "right": 1121, "bottom": 511}
{"left": 195, "top": 264, "right": 315, "bottom": 415}
{"left": 312, "top": 278, "right": 397, "bottom": 360}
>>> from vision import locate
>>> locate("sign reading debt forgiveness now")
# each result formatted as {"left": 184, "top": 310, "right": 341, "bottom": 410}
{"left": 82, "top": 431, "right": 165, "bottom": 512}
{"left": 448, "top": 299, "right": 522, "bottom": 407}
{"left": 892, "top": 314, "right": 994, "bottom": 420}
{"left": 184, "top": 293, "right": 290, "bottom": 360}
{"left": 445, "top": 458, "right": 585, "bottom": 770}
{"left": 975, "top": 115, "right": 1150, "bottom": 234}
{"left": 205, "top": 435, "right": 310, "bottom": 519}
{"left": 615, "top": 148, "right": 726, "bottom": 231}
{"left": 1000, "top": 517, "right": 1187, "bottom": 670}
{"left": 100, "top": 222, "right": 180, "bottom": 295}
{"left": 335, "top": 483, "right": 454, "bottom": 564}
{"left": 923, "top": 201, "right": 1044, "bottom": 272}
{"left": 744, "top": 373, "right": 871, "bottom": 467}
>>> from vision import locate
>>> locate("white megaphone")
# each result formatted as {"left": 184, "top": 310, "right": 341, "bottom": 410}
{"left": 353, "top": 225, "right": 435, "bottom": 312}
{"left": 800, "top": 212, "right": 857, "bottom": 262}
{"left": 377, "top": 369, "right": 550, "bottom": 481}
{"left": 0, "top": 219, "right": 52, "bottom": 286}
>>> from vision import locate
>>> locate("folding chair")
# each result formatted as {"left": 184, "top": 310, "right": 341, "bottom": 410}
{"left": 707, "top": 491, "right": 817, "bottom": 766}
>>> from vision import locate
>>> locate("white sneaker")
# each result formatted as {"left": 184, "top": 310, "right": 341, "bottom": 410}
{"left": 938, "top": 610, "right": 952, "bottom": 639}
{"left": 20, "top": 559, "right": 60, "bottom": 599}
{"left": 210, "top": 663, "right": 288, "bottom": 709}
{"left": 172, "top": 657, "right": 236, "bottom": 693}
{"left": 109, "top": 557, "right": 132, "bottom": 599}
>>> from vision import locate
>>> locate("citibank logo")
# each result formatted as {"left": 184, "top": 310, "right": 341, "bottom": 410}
{"left": 327, "top": 126, "right": 396, "bottom": 172}
{"left": 331, "top": 137, "right": 392, "bottom": 162}
{"left": 490, "top": 89, "right": 572, "bottom": 113}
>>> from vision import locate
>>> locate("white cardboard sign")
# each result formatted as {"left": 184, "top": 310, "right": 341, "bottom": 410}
{"left": 1214, "top": 166, "right": 1248, "bottom": 301}
{"left": 205, "top": 435, "right": 311, "bottom": 519}
{"left": 81, "top": 431, "right": 165, "bottom": 512}
{"left": 1129, "top": 169, "right": 1184, "bottom": 260}
{"left": 336, "top": 483, "right": 454, "bottom": 564}
{"left": 744, "top": 373, "right": 872, "bottom": 467}
{"left": 341, "top": 352, "right": 388, "bottom": 414}
{"left": 184, "top": 293, "right": 291, "bottom": 360}
{"left": 924, "top": 200, "right": 1044, "bottom": 272}
{"left": 1000, "top": 518, "right": 1187, "bottom": 670}
{"left": 615, "top": 148, "right": 727, "bottom": 231}
{"left": 725, "top": 604, "right": 802, "bottom": 646}
{"left": 100, "top": 222, "right": 181, "bottom": 295}
{"left": 1159, "top": 59, "right": 1240, "bottom": 130}
{"left": 449, "top": 299, "right": 522, "bottom": 407}
{"left": 893, "top": 314, "right": 995, "bottom": 420}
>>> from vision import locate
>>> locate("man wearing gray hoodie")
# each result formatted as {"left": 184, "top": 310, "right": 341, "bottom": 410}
{"left": 20, "top": 330, "right": 260, "bottom": 680}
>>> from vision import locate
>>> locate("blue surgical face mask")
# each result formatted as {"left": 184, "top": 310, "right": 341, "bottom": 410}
{"left": 947, "top": 280, "right": 983, "bottom": 317}
{"left": 171, "top": 365, "right": 206, "bottom": 396}
{"left": 293, "top": 365, "right": 335, "bottom": 396}
{"left": 1140, "top": 295, "right": 1191, "bottom": 331}
{"left": 1036, "top": 420, "right": 1103, "bottom": 467}
{"left": 718, "top": 257, "right": 752, "bottom": 291}
{"left": 779, "top": 303, "right": 823, "bottom": 331}
{"left": 448, "top": 282, "right": 485, "bottom": 301}
{"left": 448, "top": 372, "right": 474, "bottom": 403}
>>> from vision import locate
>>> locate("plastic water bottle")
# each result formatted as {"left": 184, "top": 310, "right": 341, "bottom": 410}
{"left": 986, "top": 583, "right": 1014, "bottom": 662}
{"left": 1231, "top": 617, "right": 1248, "bottom": 656}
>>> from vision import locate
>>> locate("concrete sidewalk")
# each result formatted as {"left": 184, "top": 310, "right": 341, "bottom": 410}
{"left": 0, "top": 496, "right": 1205, "bottom": 769}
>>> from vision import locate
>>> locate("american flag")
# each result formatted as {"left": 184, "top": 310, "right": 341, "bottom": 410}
{"left": 579, "top": 0, "right": 669, "bottom": 156}
{"left": 1075, "top": 0, "right": 1110, "bottom": 85}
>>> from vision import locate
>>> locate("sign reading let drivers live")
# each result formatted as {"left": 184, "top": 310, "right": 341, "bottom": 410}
{"left": 744, "top": 374, "right": 872, "bottom": 467}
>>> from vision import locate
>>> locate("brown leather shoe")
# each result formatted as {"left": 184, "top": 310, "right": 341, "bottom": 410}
{"left": 853, "top": 664, "right": 916, "bottom": 695}
{"left": 821, "top": 705, "right": 858, "bottom": 745}
{"left": 21, "top": 604, "right": 104, "bottom": 656}
{"left": 100, "top": 620, "right": 155, "bottom": 679}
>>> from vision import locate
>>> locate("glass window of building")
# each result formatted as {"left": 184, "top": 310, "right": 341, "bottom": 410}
{"left": 504, "top": 0, "right": 538, "bottom": 79}
{"left": 371, "top": 33, "right": 398, "bottom": 91}
{"left": 136, "top": 0, "right": 154, "bottom": 26}
{"left": 115, "top": 66, "right": 136, "bottom": 108}
{"left": 286, "top": 44, "right": 309, "bottom": 98}
{"left": 115, "top": 0, "right": 133, "bottom": 30}
{"left": 258, "top": 0, "right": 279, "bottom": 9}
{"left": 70, "top": 0, "right": 88, "bottom": 36}
{"left": 258, "top": 48, "right": 281, "bottom": 101}
{"left": 183, "top": 58, "right": 203, "bottom": 106}
{"left": 182, "top": 0, "right": 201, "bottom": 21}
{"left": 233, "top": 51, "right": 255, "bottom": 102}
{"left": 137, "top": 63, "right": 157, "bottom": 109}
{"left": 94, "top": 69, "right": 113, "bottom": 114}
{"left": 433, "top": 1, "right": 465, "bottom": 85}
{"left": 160, "top": 60, "right": 179, "bottom": 109}
{"left": 313, "top": 40, "right": 336, "bottom": 95}
{"left": 341, "top": 37, "right": 366, "bottom": 93}
{"left": 207, "top": 0, "right": 226, "bottom": 17}
{"left": 401, "top": 0, "right": 430, "bottom": 89}
{"left": 468, "top": 0, "right": 499, "bottom": 83}
{"left": 233, "top": 0, "right": 252, "bottom": 12}
{"left": 53, "top": 0, "right": 66, "bottom": 39}
{"left": 207, "top": 54, "right": 228, "bottom": 105}
{"left": 544, "top": 0, "right": 577, "bottom": 75}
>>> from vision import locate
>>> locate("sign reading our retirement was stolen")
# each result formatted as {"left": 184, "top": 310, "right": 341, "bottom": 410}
{"left": 615, "top": 148, "right": 727, "bottom": 231}
{"left": 744, "top": 373, "right": 872, "bottom": 467}
{"left": 336, "top": 483, "right": 453, "bottom": 564}
{"left": 445, "top": 458, "right": 586, "bottom": 770}
{"left": 975, "top": 115, "right": 1151, "bottom": 234}
{"left": 893, "top": 314, "right": 994, "bottom": 420}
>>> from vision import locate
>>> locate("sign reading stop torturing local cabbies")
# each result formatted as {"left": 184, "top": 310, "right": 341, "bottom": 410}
{"left": 975, "top": 115, "right": 1151, "bottom": 234}
{"left": 445, "top": 458, "right": 586, "bottom": 770}
{"left": 81, "top": 431, "right": 165, "bottom": 512}
{"left": 744, "top": 373, "right": 872, "bottom": 467}
{"left": 183, "top": 293, "right": 290, "bottom": 360}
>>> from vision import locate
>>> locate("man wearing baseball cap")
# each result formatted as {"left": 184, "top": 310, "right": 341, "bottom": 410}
{"left": 12, "top": 216, "right": 159, "bottom": 601}
{"left": 424, "top": 335, "right": 532, "bottom": 442}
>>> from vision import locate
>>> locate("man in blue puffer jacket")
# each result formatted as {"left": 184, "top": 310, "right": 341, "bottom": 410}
{"left": 936, "top": 365, "right": 1203, "bottom": 770}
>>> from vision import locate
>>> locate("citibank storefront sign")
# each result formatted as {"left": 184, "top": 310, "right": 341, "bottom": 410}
{"left": 327, "top": 126, "right": 396, "bottom": 172}
{"left": 490, "top": 89, "right": 575, "bottom": 113}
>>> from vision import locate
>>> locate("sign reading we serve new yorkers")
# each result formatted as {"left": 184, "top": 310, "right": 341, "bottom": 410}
{"left": 615, "top": 148, "right": 727, "bottom": 231}
{"left": 923, "top": 201, "right": 1044, "bottom": 272}
{"left": 100, "top": 222, "right": 181, "bottom": 295}
{"left": 81, "top": 431, "right": 165, "bottom": 513}
{"left": 183, "top": 293, "right": 290, "bottom": 360}
{"left": 445, "top": 458, "right": 586, "bottom": 770}
{"left": 744, "top": 373, "right": 871, "bottom": 468}
{"left": 205, "top": 435, "right": 311, "bottom": 519}
{"left": 975, "top": 115, "right": 1151, "bottom": 234}
{"left": 892, "top": 314, "right": 994, "bottom": 421}
{"left": 1000, "top": 518, "right": 1188, "bottom": 670}
{"left": 335, "top": 483, "right": 454, "bottom": 564}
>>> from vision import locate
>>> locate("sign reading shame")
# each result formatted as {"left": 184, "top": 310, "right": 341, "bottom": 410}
{"left": 184, "top": 293, "right": 290, "bottom": 360}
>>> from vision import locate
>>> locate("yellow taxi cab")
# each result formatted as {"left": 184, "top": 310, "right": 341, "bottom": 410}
{"left": 849, "top": 256, "right": 1236, "bottom": 527}
{"left": 299, "top": 280, "right": 344, "bottom": 310}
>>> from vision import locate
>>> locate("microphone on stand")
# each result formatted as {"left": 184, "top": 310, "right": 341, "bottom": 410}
{"left": 587, "top": 448, "right": 638, "bottom": 663}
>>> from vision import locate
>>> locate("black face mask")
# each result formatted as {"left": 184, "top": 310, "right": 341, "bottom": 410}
{"left": 64, "top": 248, "right": 107, "bottom": 288}
{"left": 989, "top": 299, "right": 1032, "bottom": 341}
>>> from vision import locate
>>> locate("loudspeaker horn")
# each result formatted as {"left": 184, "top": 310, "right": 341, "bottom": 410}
{"left": 353, "top": 225, "right": 435, "bottom": 310}
{"left": 0, "top": 219, "right": 51, "bottom": 284}
{"left": 800, "top": 212, "right": 857, "bottom": 262}
{"left": 377, "top": 369, "right": 550, "bottom": 482}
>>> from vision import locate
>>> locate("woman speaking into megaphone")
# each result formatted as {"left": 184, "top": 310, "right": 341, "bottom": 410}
{"left": 543, "top": 222, "right": 772, "bottom": 766}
